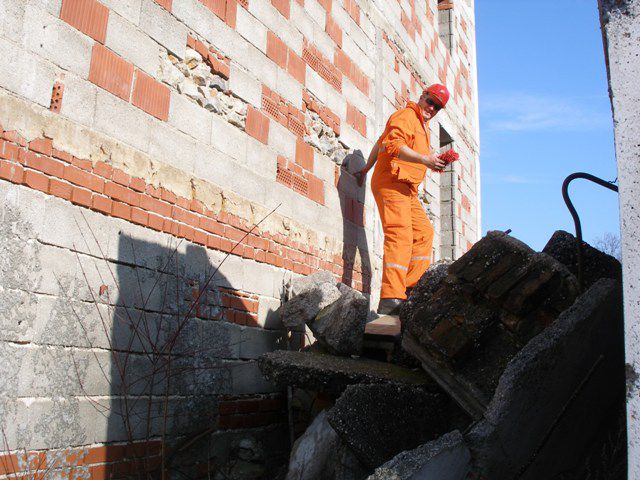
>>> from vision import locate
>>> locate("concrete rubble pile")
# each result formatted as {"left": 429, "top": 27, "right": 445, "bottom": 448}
{"left": 258, "top": 231, "right": 625, "bottom": 480}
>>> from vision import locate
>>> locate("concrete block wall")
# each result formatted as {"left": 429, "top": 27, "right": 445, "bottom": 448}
{"left": 0, "top": 0, "right": 479, "bottom": 476}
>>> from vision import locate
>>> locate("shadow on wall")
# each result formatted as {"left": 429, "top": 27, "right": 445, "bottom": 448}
{"left": 338, "top": 151, "right": 372, "bottom": 297}
{"left": 102, "top": 234, "right": 287, "bottom": 478}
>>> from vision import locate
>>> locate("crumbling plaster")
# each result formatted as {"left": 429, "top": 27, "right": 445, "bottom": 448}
{"left": 598, "top": 0, "right": 640, "bottom": 477}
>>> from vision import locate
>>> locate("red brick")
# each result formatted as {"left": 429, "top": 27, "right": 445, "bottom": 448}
{"left": 71, "top": 156, "right": 92, "bottom": 171}
{"left": 160, "top": 188, "right": 177, "bottom": 204}
{"left": 112, "top": 168, "right": 130, "bottom": 186}
{"left": 130, "top": 176, "right": 146, "bottom": 192}
{"left": 48, "top": 178, "right": 73, "bottom": 200}
{"left": 140, "top": 194, "right": 172, "bottom": 217}
{"left": 295, "top": 138, "right": 314, "bottom": 171}
{"left": 325, "top": 15, "right": 342, "bottom": 47}
{"left": 307, "top": 174, "right": 324, "bottom": 205}
{"left": 271, "top": 0, "right": 290, "bottom": 18}
{"left": 2, "top": 130, "right": 27, "bottom": 147}
{"left": 60, "top": 0, "right": 109, "bottom": 43}
{"left": 112, "top": 201, "right": 131, "bottom": 220}
{"left": 24, "top": 151, "right": 65, "bottom": 177}
{"left": 64, "top": 165, "right": 105, "bottom": 192}
{"left": 287, "top": 51, "right": 305, "bottom": 84}
{"left": 23, "top": 170, "right": 49, "bottom": 192}
{"left": 94, "top": 161, "right": 113, "bottom": 179}
{"left": 1, "top": 142, "right": 22, "bottom": 162}
{"left": 91, "top": 194, "right": 112, "bottom": 214}
{"left": 245, "top": 106, "right": 270, "bottom": 144}
{"left": 147, "top": 212, "right": 164, "bottom": 230}
{"left": 225, "top": 0, "right": 237, "bottom": 28}
{"left": 318, "top": 0, "right": 331, "bottom": 12}
{"left": 0, "top": 160, "right": 24, "bottom": 183}
{"left": 29, "top": 137, "right": 53, "bottom": 156}
{"left": 154, "top": 0, "right": 172, "bottom": 10}
{"left": 202, "top": 0, "right": 226, "bottom": 18}
{"left": 71, "top": 187, "right": 93, "bottom": 207}
{"left": 266, "top": 31, "right": 288, "bottom": 69}
{"left": 132, "top": 70, "right": 170, "bottom": 121}
{"left": 104, "top": 181, "right": 133, "bottom": 204}
{"left": 88, "top": 44, "right": 134, "bottom": 101}
{"left": 131, "top": 207, "right": 148, "bottom": 226}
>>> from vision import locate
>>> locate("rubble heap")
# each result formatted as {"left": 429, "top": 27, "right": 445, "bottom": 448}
{"left": 258, "top": 231, "right": 625, "bottom": 480}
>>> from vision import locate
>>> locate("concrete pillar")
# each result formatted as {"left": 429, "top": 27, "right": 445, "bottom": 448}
{"left": 598, "top": 1, "right": 640, "bottom": 477}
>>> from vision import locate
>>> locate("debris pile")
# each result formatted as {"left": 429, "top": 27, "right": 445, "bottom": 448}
{"left": 259, "top": 231, "right": 625, "bottom": 480}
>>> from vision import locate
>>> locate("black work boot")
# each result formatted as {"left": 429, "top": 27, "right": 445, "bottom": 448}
{"left": 377, "top": 298, "right": 404, "bottom": 315}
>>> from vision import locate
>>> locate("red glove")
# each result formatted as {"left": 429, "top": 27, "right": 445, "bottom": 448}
{"left": 438, "top": 149, "right": 459, "bottom": 165}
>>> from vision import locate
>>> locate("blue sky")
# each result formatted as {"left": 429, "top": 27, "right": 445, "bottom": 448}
{"left": 476, "top": 0, "right": 619, "bottom": 251}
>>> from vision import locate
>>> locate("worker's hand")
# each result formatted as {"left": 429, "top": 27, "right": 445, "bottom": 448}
{"left": 354, "top": 168, "right": 368, "bottom": 187}
{"left": 423, "top": 153, "right": 446, "bottom": 171}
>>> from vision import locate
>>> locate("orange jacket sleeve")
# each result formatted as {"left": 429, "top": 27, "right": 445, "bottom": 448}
{"left": 380, "top": 109, "right": 415, "bottom": 157}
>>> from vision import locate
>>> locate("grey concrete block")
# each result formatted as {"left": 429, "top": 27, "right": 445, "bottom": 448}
{"left": 140, "top": 0, "right": 188, "bottom": 59}
{"left": 94, "top": 90, "right": 153, "bottom": 153}
{"left": 0, "top": 36, "right": 56, "bottom": 107}
{"left": 228, "top": 64, "right": 262, "bottom": 107}
{"left": 169, "top": 91, "right": 212, "bottom": 143}
{"left": 230, "top": 360, "right": 280, "bottom": 394}
{"left": 22, "top": 6, "right": 93, "bottom": 78}
{"left": 59, "top": 74, "right": 98, "bottom": 127}
{"left": 238, "top": 326, "right": 286, "bottom": 359}
{"left": 105, "top": 11, "right": 161, "bottom": 77}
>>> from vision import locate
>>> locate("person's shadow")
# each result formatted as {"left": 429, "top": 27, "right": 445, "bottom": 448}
{"left": 337, "top": 151, "right": 372, "bottom": 298}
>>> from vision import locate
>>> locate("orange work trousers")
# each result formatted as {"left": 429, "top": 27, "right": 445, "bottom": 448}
{"left": 372, "top": 177, "right": 434, "bottom": 300}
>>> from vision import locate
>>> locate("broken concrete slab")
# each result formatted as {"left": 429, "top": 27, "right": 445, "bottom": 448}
{"left": 258, "top": 350, "right": 435, "bottom": 397}
{"left": 366, "top": 430, "right": 472, "bottom": 480}
{"left": 542, "top": 230, "right": 621, "bottom": 289}
{"left": 310, "top": 288, "right": 368, "bottom": 356}
{"left": 327, "top": 384, "right": 465, "bottom": 469}
{"left": 280, "top": 283, "right": 341, "bottom": 328}
{"left": 466, "top": 278, "right": 625, "bottom": 479}
{"left": 289, "top": 270, "right": 336, "bottom": 298}
{"left": 401, "top": 231, "right": 580, "bottom": 415}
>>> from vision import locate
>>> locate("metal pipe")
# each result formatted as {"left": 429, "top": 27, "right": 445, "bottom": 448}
{"left": 561, "top": 173, "right": 618, "bottom": 290}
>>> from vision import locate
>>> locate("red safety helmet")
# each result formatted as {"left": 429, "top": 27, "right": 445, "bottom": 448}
{"left": 425, "top": 84, "right": 450, "bottom": 108}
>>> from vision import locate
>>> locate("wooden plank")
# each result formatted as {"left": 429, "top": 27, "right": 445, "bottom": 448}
{"left": 402, "top": 331, "right": 488, "bottom": 420}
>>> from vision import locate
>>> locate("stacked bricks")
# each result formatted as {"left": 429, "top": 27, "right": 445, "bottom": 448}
{"left": 0, "top": 441, "right": 162, "bottom": 479}
{"left": 187, "top": 34, "right": 231, "bottom": 79}
{"left": 302, "top": 91, "right": 340, "bottom": 136}
{"left": 262, "top": 85, "right": 306, "bottom": 138}
{"left": 302, "top": 41, "right": 342, "bottom": 93}
{"left": 266, "top": 31, "right": 306, "bottom": 85}
{"left": 0, "top": 130, "right": 369, "bottom": 290}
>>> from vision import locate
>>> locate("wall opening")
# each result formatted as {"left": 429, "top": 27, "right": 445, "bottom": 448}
{"left": 438, "top": 1, "right": 454, "bottom": 52}
{"left": 438, "top": 125, "right": 457, "bottom": 260}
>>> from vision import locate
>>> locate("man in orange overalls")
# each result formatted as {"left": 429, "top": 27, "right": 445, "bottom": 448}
{"left": 355, "top": 84, "right": 450, "bottom": 314}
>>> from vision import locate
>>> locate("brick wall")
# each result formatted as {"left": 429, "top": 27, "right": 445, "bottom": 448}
{"left": 0, "top": 0, "right": 479, "bottom": 475}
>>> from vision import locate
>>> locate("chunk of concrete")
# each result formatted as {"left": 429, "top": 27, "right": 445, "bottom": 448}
{"left": 327, "top": 384, "right": 462, "bottom": 469}
{"left": 286, "top": 410, "right": 370, "bottom": 480}
{"left": 289, "top": 270, "right": 336, "bottom": 298}
{"left": 366, "top": 430, "right": 471, "bottom": 480}
{"left": 258, "top": 350, "right": 435, "bottom": 397}
{"left": 280, "top": 283, "right": 341, "bottom": 328}
{"left": 310, "top": 288, "right": 368, "bottom": 356}
{"left": 542, "top": 230, "right": 621, "bottom": 289}
{"left": 466, "top": 278, "right": 625, "bottom": 479}
{"left": 286, "top": 410, "right": 340, "bottom": 480}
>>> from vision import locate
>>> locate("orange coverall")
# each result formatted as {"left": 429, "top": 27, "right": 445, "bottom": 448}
{"left": 371, "top": 102, "right": 434, "bottom": 300}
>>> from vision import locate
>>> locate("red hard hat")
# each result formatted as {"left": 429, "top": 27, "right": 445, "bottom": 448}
{"left": 426, "top": 84, "right": 450, "bottom": 108}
